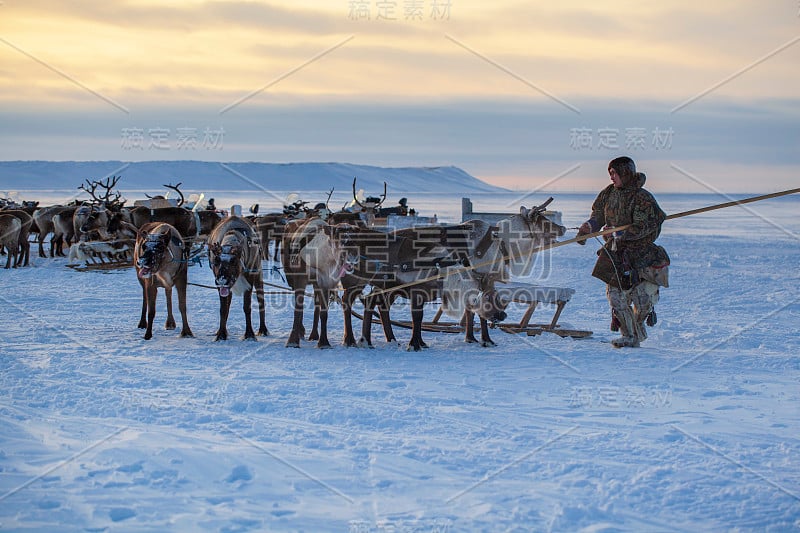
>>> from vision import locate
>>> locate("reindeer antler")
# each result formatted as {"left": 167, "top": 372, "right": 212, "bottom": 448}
{"left": 162, "top": 182, "right": 185, "bottom": 207}
{"left": 378, "top": 181, "right": 387, "bottom": 207}
{"left": 352, "top": 177, "right": 365, "bottom": 209}
{"left": 325, "top": 187, "right": 334, "bottom": 209}
{"left": 98, "top": 176, "right": 124, "bottom": 209}
{"left": 532, "top": 197, "right": 554, "bottom": 214}
{"left": 78, "top": 179, "right": 102, "bottom": 204}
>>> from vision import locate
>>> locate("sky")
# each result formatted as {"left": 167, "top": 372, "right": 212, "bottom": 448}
{"left": 0, "top": 0, "right": 798, "bottom": 193}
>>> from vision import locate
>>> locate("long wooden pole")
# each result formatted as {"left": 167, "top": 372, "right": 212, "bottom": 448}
{"left": 366, "top": 187, "right": 800, "bottom": 298}
{"left": 569, "top": 186, "right": 800, "bottom": 246}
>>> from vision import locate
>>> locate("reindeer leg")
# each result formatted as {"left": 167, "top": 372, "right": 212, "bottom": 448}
{"left": 464, "top": 310, "right": 479, "bottom": 344}
{"left": 407, "top": 291, "right": 426, "bottom": 352}
{"left": 242, "top": 286, "right": 256, "bottom": 340}
{"left": 144, "top": 282, "right": 157, "bottom": 340}
{"left": 286, "top": 288, "right": 304, "bottom": 347}
{"left": 164, "top": 286, "right": 176, "bottom": 330}
{"left": 316, "top": 288, "right": 331, "bottom": 349}
{"left": 214, "top": 292, "right": 232, "bottom": 341}
{"left": 479, "top": 317, "right": 497, "bottom": 347}
{"left": 309, "top": 306, "right": 320, "bottom": 341}
{"left": 341, "top": 288, "right": 358, "bottom": 347}
{"left": 378, "top": 294, "right": 397, "bottom": 343}
{"left": 137, "top": 280, "right": 148, "bottom": 329}
{"left": 358, "top": 295, "right": 376, "bottom": 348}
{"left": 255, "top": 275, "right": 269, "bottom": 336}
{"left": 176, "top": 272, "right": 193, "bottom": 338}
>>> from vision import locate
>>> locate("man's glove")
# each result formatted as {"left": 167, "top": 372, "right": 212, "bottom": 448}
{"left": 576, "top": 222, "right": 592, "bottom": 245}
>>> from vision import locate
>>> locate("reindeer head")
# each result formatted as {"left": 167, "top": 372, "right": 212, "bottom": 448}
{"left": 476, "top": 288, "right": 509, "bottom": 325}
{"left": 79, "top": 205, "right": 109, "bottom": 234}
{"left": 441, "top": 268, "right": 508, "bottom": 325}
{"left": 209, "top": 234, "right": 244, "bottom": 298}
{"left": 136, "top": 227, "right": 180, "bottom": 279}
{"left": 328, "top": 223, "right": 360, "bottom": 278}
{"left": 519, "top": 197, "right": 566, "bottom": 241}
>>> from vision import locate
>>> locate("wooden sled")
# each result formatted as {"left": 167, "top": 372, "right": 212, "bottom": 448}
{"left": 426, "top": 282, "right": 592, "bottom": 339}
{"left": 351, "top": 282, "right": 592, "bottom": 339}
{"left": 66, "top": 240, "right": 133, "bottom": 272}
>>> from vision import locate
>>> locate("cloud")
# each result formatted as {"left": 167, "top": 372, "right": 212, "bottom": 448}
{"left": 0, "top": 97, "right": 796, "bottom": 192}
{"left": 7, "top": 0, "right": 344, "bottom": 34}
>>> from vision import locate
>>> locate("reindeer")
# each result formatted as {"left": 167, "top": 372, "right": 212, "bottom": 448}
{"left": 251, "top": 192, "right": 327, "bottom": 263}
{"left": 0, "top": 214, "right": 22, "bottom": 268}
{"left": 74, "top": 177, "right": 125, "bottom": 241}
{"left": 282, "top": 218, "right": 357, "bottom": 348}
{"left": 0, "top": 209, "right": 33, "bottom": 267}
{"left": 337, "top": 224, "right": 476, "bottom": 350}
{"left": 33, "top": 205, "right": 75, "bottom": 257}
{"left": 252, "top": 213, "right": 286, "bottom": 261}
{"left": 133, "top": 222, "right": 193, "bottom": 340}
{"left": 128, "top": 183, "right": 198, "bottom": 240}
{"left": 351, "top": 177, "right": 386, "bottom": 227}
{"left": 52, "top": 206, "right": 79, "bottom": 257}
{"left": 207, "top": 216, "right": 269, "bottom": 341}
{"left": 339, "top": 198, "right": 565, "bottom": 350}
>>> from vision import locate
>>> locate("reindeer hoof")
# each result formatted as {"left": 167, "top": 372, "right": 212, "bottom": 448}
{"left": 165, "top": 321, "right": 176, "bottom": 330}
{"left": 318, "top": 343, "right": 333, "bottom": 350}
{"left": 342, "top": 338, "right": 358, "bottom": 348}
{"left": 465, "top": 336, "right": 479, "bottom": 344}
{"left": 481, "top": 340, "right": 497, "bottom": 348}
{"left": 214, "top": 332, "right": 227, "bottom": 341}
{"left": 258, "top": 327, "right": 270, "bottom": 336}
{"left": 143, "top": 332, "right": 153, "bottom": 340}
{"left": 356, "top": 337, "right": 373, "bottom": 349}
{"left": 285, "top": 341, "right": 300, "bottom": 348}
{"left": 180, "top": 329, "right": 194, "bottom": 338}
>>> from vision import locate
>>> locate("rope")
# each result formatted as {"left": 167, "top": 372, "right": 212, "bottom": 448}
{"left": 186, "top": 280, "right": 302, "bottom": 295}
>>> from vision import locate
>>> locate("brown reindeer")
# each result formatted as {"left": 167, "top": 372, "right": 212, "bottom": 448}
{"left": 0, "top": 214, "right": 22, "bottom": 268}
{"left": 339, "top": 199, "right": 565, "bottom": 350}
{"left": 207, "top": 216, "right": 269, "bottom": 341}
{"left": 33, "top": 205, "right": 75, "bottom": 257}
{"left": 282, "top": 218, "right": 357, "bottom": 348}
{"left": 0, "top": 209, "right": 33, "bottom": 267}
{"left": 52, "top": 206, "right": 79, "bottom": 257}
{"left": 74, "top": 177, "right": 124, "bottom": 242}
{"left": 128, "top": 183, "right": 198, "bottom": 240}
{"left": 133, "top": 222, "right": 193, "bottom": 340}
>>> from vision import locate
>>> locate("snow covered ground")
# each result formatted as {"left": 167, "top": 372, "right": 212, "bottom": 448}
{"left": 1, "top": 191, "right": 799, "bottom": 532}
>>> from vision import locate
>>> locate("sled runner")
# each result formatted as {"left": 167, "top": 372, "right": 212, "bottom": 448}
{"left": 360, "top": 282, "right": 592, "bottom": 338}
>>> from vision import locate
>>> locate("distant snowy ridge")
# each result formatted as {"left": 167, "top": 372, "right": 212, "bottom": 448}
{"left": 0, "top": 161, "right": 506, "bottom": 194}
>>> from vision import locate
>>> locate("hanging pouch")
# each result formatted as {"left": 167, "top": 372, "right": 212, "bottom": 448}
{"left": 592, "top": 247, "right": 633, "bottom": 289}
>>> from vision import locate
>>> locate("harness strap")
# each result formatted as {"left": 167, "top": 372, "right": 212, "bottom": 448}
{"left": 473, "top": 225, "right": 497, "bottom": 259}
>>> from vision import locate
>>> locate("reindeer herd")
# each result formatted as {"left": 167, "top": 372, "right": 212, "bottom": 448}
{"left": 1, "top": 177, "right": 566, "bottom": 350}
